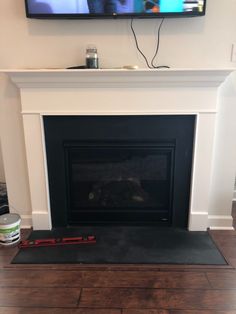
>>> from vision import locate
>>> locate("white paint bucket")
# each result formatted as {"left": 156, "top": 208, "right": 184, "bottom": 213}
{"left": 0, "top": 214, "right": 21, "bottom": 246}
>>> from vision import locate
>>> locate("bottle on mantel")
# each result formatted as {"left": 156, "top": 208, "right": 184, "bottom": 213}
{"left": 86, "top": 45, "right": 99, "bottom": 69}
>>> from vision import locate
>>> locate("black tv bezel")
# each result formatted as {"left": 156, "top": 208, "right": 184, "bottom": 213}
{"left": 24, "top": 0, "right": 207, "bottom": 19}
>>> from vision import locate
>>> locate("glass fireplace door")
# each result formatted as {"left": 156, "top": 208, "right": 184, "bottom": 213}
{"left": 65, "top": 142, "right": 175, "bottom": 225}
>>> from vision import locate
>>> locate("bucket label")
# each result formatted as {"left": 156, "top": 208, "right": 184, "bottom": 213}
{"left": 0, "top": 225, "right": 20, "bottom": 241}
{"left": 0, "top": 231, "right": 19, "bottom": 240}
{"left": 0, "top": 225, "right": 20, "bottom": 234}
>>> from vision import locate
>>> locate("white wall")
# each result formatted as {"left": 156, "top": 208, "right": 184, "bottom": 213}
{"left": 1, "top": 0, "right": 236, "bottom": 69}
{"left": 0, "top": 0, "right": 236, "bottom": 220}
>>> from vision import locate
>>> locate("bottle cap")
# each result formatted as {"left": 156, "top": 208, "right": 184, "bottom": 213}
{"left": 86, "top": 44, "right": 97, "bottom": 53}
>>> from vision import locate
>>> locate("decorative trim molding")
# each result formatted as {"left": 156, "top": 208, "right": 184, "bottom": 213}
{"left": 210, "top": 227, "right": 235, "bottom": 230}
{"left": 20, "top": 110, "right": 217, "bottom": 115}
{"left": 3, "top": 68, "right": 234, "bottom": 89}
{"left": 208, "top": 215, "right": 234, "bottom": 230}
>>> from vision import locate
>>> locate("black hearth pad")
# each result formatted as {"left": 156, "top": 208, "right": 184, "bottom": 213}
{"left": 12, "top": 226, "right": 227, "bottom": 265}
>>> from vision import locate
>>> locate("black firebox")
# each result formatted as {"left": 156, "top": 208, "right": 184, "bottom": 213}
{"left": 44, "top": 115, "right": 195, "bottom": 228}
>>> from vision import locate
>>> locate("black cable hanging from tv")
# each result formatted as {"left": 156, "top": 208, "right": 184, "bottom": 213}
{"left": 130, "top": 18, "right": 170, "bottom": 69}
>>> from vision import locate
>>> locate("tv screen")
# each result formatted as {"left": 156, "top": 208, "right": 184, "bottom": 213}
{"left": 25, "top": 0, "right": 206, "bottom": 19}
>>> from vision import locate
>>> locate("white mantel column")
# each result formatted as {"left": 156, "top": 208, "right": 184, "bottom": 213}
{"left": 208, "top": 72, "right": 236, "bottom": 229}
{"left": 22, "top": 114, "right": 52, "bottom": 230}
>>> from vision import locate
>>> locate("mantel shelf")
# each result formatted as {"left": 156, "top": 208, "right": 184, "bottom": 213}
{"left": 1, "top": 68, "right": 235, "bottom": 88}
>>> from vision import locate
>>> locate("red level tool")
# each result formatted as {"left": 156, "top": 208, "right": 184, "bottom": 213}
{"left": 19, "top": 235, "right": 96, "bottom": 248}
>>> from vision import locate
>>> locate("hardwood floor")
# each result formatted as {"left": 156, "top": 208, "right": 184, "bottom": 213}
{"left": 0, "top": 207, "right": 236, "bottom": 314}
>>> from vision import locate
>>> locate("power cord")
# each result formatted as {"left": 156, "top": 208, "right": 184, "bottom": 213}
{"left": 130, "top": 18, "right": 170, "bottom": 69}
{"left": 130, "top": 18, "right": 152, "bottom": 69}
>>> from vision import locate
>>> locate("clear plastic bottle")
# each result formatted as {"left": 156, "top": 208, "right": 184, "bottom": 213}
{"left": 86, "top": 45, "right": 99, "bottom": 69}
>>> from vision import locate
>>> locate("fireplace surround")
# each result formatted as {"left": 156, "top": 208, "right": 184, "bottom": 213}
{"left": 44, "top": 115, "right": 195, "bottom": 228}
{"left": 3, "top": 68, "right": 235, "bottom": 230}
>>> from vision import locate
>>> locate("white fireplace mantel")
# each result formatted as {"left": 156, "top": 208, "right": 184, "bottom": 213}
{"left": 6, "top": 68, "right": 232, "bottom": 88}
{"left": 3, "top": 68, "right": 236, "bottom": 231}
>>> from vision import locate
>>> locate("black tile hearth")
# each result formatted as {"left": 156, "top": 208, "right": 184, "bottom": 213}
{"left": 12, "top": 226, "right": 227, "bottom": 265}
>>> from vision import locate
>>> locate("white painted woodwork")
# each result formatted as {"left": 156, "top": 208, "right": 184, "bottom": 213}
{"left": 2, "top": 68, "right": 235, "bottom": 230}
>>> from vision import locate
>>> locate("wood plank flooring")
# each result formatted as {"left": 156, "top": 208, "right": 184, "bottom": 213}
{"left": 0, "top": 206, "right": 235, "bottom": 313}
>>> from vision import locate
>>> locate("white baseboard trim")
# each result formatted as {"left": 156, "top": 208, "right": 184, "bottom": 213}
{"left": 188, "top": 212, "right": 209, "bottom": 231}
{"left": 189, "top": 212, "right": 234, "bottom": 231}
{"left": 19, "top": 214, "right": 32, "bottom": 229}
{"left": 208, "top": 215, "right": 234, "bottom": 230}
{"left": 233, "top": 190, "right": 236, "bottom": 201}
{"left": 209, "top": 226, "right": 235, "bottom": 230}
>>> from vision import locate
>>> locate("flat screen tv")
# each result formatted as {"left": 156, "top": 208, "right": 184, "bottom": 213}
{"left": 25, "top": 0, "right": 206, "bottom": 19}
